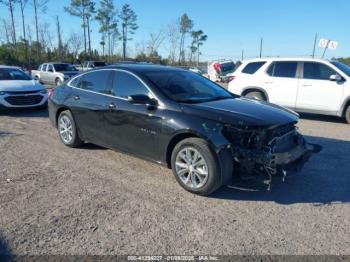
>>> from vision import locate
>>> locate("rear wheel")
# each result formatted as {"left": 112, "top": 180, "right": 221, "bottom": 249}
{"left": 57, "top": 110, "right": 82, "bottom": 147}
{"left": 244, "top": 91, "right": 266, "bottom": 101}
{"left": 171, "top": 138, "right": 222, "bottom": 195}
{"left": 345, "top": 106, "right": 350, "bottom": 124}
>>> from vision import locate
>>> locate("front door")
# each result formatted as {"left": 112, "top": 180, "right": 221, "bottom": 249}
{"left": 103, "top": 70, "right": 162, "bottom": 160}
{"left": 263, "top": 61, "right": 299, "bottom": 110}
{"left": 296, "top": 62, "right": 345, "bottom": 114}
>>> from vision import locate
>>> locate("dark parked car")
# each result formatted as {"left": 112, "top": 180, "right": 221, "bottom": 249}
{"left": 48, "top": 64, "right": 319, "bottom": 195}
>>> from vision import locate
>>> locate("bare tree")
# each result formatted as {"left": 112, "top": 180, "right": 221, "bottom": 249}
{"left": 39, "top": 21, "right": 53, "bottom": 51}
{"left": 147, "top": 29, "right": 165, "bottom": 56}
{"left": 32, "top": 0, "right": 49, "bottom": 60}
{"left": 19, "top": 0, "right": 29, "bottom": 64}
{"left": 0, "top": 0, "right": 18, "bottom": 44}
{"left": 167, "top": 22, "right": 180, "bottom": 65}
{"left": 56, "top": 15, "right": 63, "bottom": 57}
{"left": 68, "top": 32, "right": 83, "bottom": 62}
{"left": 0, "top": 19, "right": 12, "bottom": 44}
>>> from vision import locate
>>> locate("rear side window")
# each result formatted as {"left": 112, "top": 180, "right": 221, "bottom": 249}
{"left": 80, "top": 70, "right": 112, "bottom": 94}
{"left": 42, "top": 64, "right": 47, "bottom": 71}
{"left": 241, "top": 62, "right": 266, "bottom": 74}
{"left": 267, "top": 62, "right": 298, "bottom": 78}
{"left": 112, "top": 71, "right": 150, "bottom": 98}
{"left": 303, "top": 62, "right": 337, "bottom": 80}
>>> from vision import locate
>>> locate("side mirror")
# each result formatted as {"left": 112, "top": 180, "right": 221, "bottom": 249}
{"left": 330, "top": 74, "right": 342, "bottom": 82}
{"left": 127, "top": 94, "right": 158, "bottom": 110}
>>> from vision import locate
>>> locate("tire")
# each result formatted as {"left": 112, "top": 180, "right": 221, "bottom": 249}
{"left": 55, "top": 78, "right": 63, "bottom": 86}
{"left": 171, "top": 138, "right": 223, "bottom": 195}
{"left": 57, "top": 110, "right": 83, "bottom": 148}
{"left": 244, "top": 91, "right": 265, "bottom": 101}
{"left": 345, "top": 106, "right": 350, "bottom": 124}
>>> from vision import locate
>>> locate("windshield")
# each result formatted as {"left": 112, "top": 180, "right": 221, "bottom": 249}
{"left": 0, "top": 68, "right": 31, "bottom": 81}
{"left": 331, "top": 61, "right": 350, "bottom": 77}
{"left": 144, "top": 70, "right": 233, "bottom": 103}
{"left": 54, "top": 64, "right": 78, "bottom": 72}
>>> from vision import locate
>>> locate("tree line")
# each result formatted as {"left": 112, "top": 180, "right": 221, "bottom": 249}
{"left": 0, "top": 0, "right": 208, "bottom": 68}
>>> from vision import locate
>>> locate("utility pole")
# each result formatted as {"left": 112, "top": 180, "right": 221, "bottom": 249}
{"left": 241, "top": 49, "right": 244, "bottom": 61}
{"left": 259, "top": 38, "right": 263, "bottom": 58}
{"left": 312, "top": 33, "right": 318, "bottom": 58}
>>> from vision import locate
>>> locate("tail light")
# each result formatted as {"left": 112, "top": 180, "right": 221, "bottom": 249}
{"left": 228, "top": 76, "right": 236, "bottom": 82}
{"left": 213, "top": 63, "right": 221, "bottom": 74}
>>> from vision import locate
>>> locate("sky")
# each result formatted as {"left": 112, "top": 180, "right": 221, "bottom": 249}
{"left": 1, "top": 0, "right": 350, "bottom": 61}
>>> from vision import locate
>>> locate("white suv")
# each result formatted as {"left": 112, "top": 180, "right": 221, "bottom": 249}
{"left": 228, "top": 58, "right": 350, "bottom": 123}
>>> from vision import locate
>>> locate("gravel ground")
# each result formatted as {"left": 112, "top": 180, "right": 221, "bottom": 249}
{"left": 0, "top": 108, "right": 349, "bottom": 256}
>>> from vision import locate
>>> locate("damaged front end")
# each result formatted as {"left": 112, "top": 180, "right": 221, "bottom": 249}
{"left": 222, "top": 122, "right": 321, "bottom": 190}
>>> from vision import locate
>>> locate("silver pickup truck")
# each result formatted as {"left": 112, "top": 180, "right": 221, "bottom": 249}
{"left": 32, "top": 63, "right": 79, "bottom": 86}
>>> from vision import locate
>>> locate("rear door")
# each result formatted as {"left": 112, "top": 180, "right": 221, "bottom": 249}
{"left": 68, "top": 70, "right": 113, "bottom": 145}
{"left": 296, "top": 62, "right": 345, "bottom": 113}
{"left": 103, "top": 70, "right": 162, "bottom": 160}
{"left": 263, "top": 61, "right": 299, "bottom": 109}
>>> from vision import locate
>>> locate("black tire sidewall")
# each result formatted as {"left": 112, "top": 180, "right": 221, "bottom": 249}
{"left": 171, "top": 138, "right": 221, "bottom": 195}
{"left": 346, "top": 106, "right": 350, "bottom": 124}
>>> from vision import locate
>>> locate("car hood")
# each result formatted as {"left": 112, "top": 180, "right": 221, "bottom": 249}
{"left": 182, "top": 97, "right": 299, "bottom": 128}
{"left": 0, "top": 80, "right": 44, "bottom": 92}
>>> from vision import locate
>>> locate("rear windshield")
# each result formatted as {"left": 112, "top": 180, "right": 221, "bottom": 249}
{"left": 220, "top": 62, "right": 235, "bottom": 73}
{"left": 0, "top": 68, "right": 31, "bottom": 81}
{"left": 54, "top": 64, "right": 78, "bottom": 72}
{"left": 242, "top": 62, "right": 266, "bottom": 74}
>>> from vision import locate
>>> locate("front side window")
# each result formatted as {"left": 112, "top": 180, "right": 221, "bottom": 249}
{"left": 144, "top": 70, "right": 233, "bottom": 103}
{"left": 47, "top": 64, "right": 54, "bottom": 72}
{"left": 331, "top": 61, "right": 350, "bottom": 77}
{"left": 42, "top": 64, "right": 47, "bottom": 71}
{"left": 80, "top": 70, "right": 112, "bottom": 94}
{"left": 112, "top": 71, "right": 150, "bottom": 98}
{"left": 303, "top": 62, "right": 337, "bottom": 80}
{"left": 242, "top": 62, "right": 266, "bottom": 74}
{"left": 267, "top": 62, "right": 298, "bottom": 78}
{"left": 0, "top": 68, "right": 31, "bottom": 81}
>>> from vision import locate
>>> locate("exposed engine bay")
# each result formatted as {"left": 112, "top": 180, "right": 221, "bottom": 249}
{"left": 223, "top": 123, "right": 322, "bottom": 190}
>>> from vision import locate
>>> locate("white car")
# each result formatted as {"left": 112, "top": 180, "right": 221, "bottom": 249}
{"left": 208, "top": 60, "right": 235, "bottom": 82}
{"left": 228, "top": 58, "right": 350, "bottom": 124}
{"left": 0, "top": 66, "right": 48, "bottom": 109}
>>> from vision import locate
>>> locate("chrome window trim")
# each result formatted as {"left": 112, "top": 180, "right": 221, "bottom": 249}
{"left": 67, "top": 68, "right": 162, "bottom": 105}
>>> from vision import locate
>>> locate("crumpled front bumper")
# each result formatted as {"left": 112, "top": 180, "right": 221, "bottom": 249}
{"left": 273, "top": 142, "right": 322, "bottom": 172}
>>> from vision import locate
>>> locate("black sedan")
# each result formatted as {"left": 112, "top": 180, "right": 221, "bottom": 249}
{"left": 48, "top": 64, "right": 318, "bottom": 195}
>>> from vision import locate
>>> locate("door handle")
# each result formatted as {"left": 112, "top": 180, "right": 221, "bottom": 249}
{"left": 302, "top": 84, "right": 312, "bottom": 87}
{"left": 264, "top": 81, "right": 274, "bottom": 84}
{"left": 108, "top": 103, "right": 117, "bottom": 109}
{"left": 74, "top": 95, "right": 80, "bottom": 101}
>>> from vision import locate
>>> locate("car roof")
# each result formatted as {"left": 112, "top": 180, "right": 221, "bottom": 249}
{"left": 0, "top": 65, "right": 21, "bottom": 69}
{"left": 241, "top": 57, "right": 333, "bottom": 63}
{"left": 102, "top": 63, "right": 185, "bottom": 73}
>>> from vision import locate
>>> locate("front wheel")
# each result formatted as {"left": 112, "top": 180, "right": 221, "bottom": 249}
{"left": 171, "top": 138, "right": 222, "bottom": 195}
{"left": 57, "top": 110, "right": 82, "bottom": 147}
{"left": 345, "top": 106, "right": 350, "bottom": 124}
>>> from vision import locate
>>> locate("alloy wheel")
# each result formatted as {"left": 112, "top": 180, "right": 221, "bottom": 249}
{"left": 58, "top": 115, "right": 73, "bottom": 144}
{"left": 175, "top": 147, "right": 209, "bottom": 189}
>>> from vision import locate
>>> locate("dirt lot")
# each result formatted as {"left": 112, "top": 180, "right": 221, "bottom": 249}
{"left": 0, "top": 108, "right": 349, "bottom": 256}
